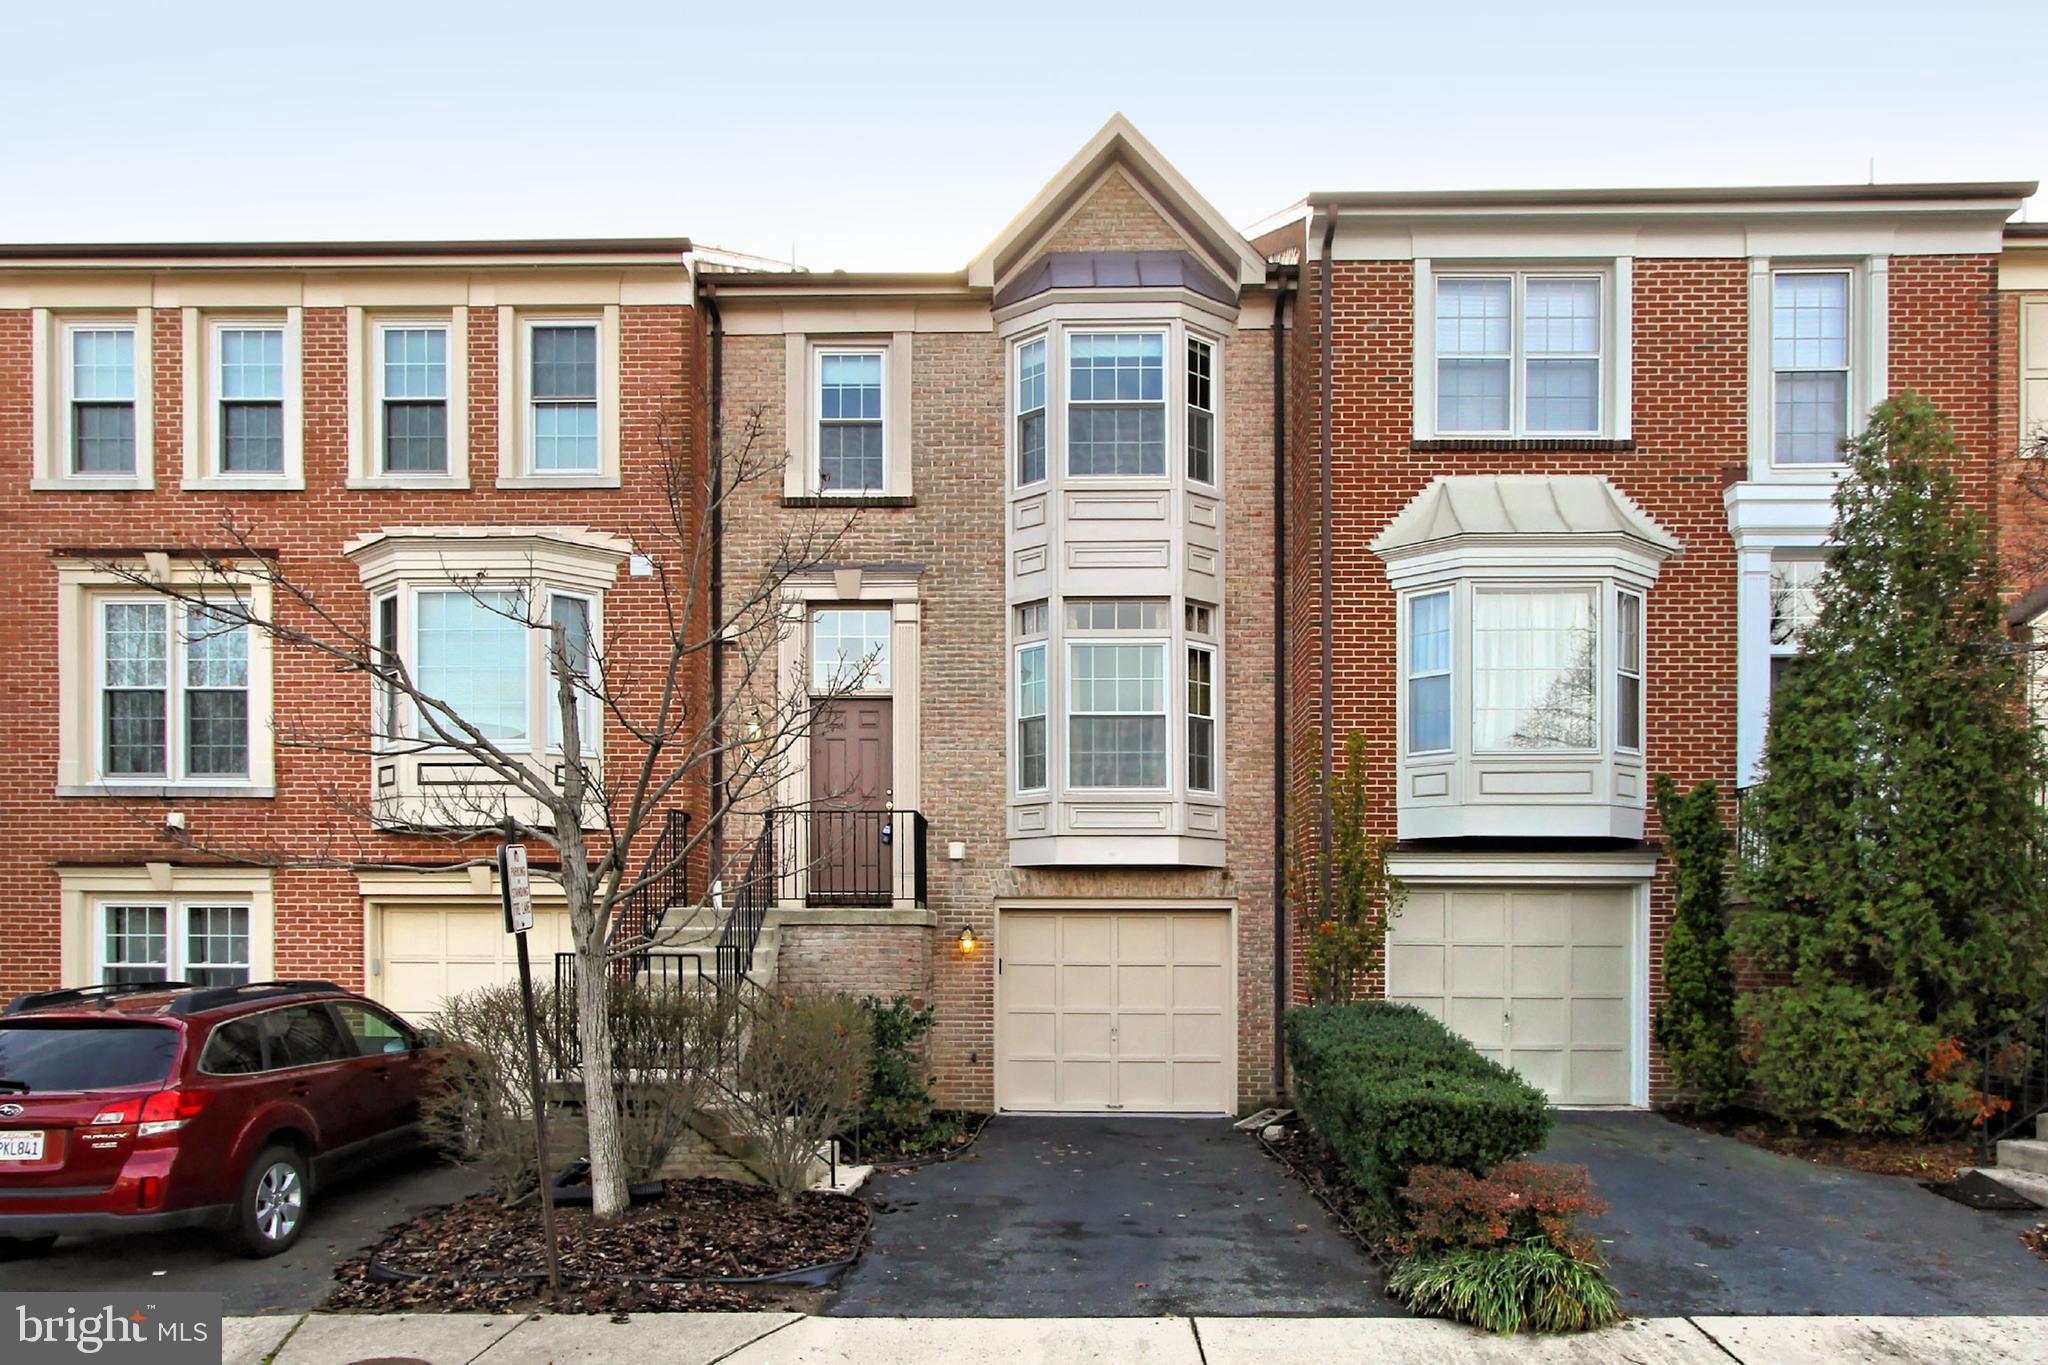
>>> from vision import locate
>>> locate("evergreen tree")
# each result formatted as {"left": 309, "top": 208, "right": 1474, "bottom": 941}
{"left": 1737, "top": 393, "right": 2048, "bottom": 1132}
{"left": 1653, "top": 775, "right": 1744, "bottom": 1111}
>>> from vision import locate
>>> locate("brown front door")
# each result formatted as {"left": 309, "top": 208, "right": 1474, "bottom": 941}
{"left": 810, "top": 698, "right": 893, "bottom": 905}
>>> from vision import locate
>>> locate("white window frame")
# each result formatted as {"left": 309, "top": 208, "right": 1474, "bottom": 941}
{"left": 545, "top": 590, "right": 600, "bottom": 756}
{"left": 62, "top": 319, "right": 142, "bottom": 481}
{"left": 1186, "top": 333, "right": 1219, "bottom": 486}
{"left": 1404, "top": 588, "right": 1454, "bottom": 756}
{"left": 1064, "top": 327, "right": 1172, "bottom": 481}
{"left": 374, "top": 590, "right": 401, "bottom": 751}
{"left": 810, "top": 605, "right": 893, "bottom": 694}
{"left": 809, "top": 346, "right": 890, "bottom": 497}
{"left": 409, "top": 585, "right": 534, "bottom": 747}
{"left": 1427, "top": 270, "right": 1607, "bottom": 438}
{"left": 1014, "top": 333, "right": 1049, "bottom": 489}
{"left": 374, "top": 320, "right": 453, "bottom": 478}
{"left": 92, "top": 898, "right": 253, "bottom": 987}
{"left": 1186, "top": 642, "right": 1218, "bottom": 793}
{"left": 1014, "top": 641, "right": 1048, "bottom": 793}
{"left": 1064, "top": 638, "right": 1171, "bottom": 792}
{"left": 1769, "top": 267, "right": 1855, "bottom": 468}
{"left": 94, "top": 594, "right": 254, "bottom": 785}
{"left": 179, "top": 311, "right": 304, "bottom": 489}
{"left": 1616, "top": 588, "right": 1644, "bottom": 755}
{"left": 522, "top": 317, "right": 603, "bottom": 478}
{"left": 1469, "top": 583, "right": 1602, "bottom": 756}
{"left": 209, "top": 318, "right": 289, "bottom": 478}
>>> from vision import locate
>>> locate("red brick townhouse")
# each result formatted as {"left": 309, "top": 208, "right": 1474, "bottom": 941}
{"left": 1999, "top": 224, "right": 2048, "bottom": 614}
{"left": 0, "top": 238, "right": 720, "bottom": 1013}
{"left": 1262, "top": 179, "right": 2029, "bottom": 1104}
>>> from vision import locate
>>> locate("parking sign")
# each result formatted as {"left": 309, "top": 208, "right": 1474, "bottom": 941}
{"left": 500, "top": 842, "right": 534, "bottom": 934}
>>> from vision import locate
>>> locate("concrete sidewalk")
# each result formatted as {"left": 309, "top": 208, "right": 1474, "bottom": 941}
{"left": 227, "top": 1312, "right": 2048, "bottom": 1364}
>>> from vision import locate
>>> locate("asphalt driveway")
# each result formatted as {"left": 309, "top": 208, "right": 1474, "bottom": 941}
{"left": 1545, "top": 1111, "right": 2048, "bottom": 1316}
{"left": 1, "top": 1149, "right": 483, "bottom": 1314}
{"left": 832, "top": 1116, "right": 1393, "bottom": 1317}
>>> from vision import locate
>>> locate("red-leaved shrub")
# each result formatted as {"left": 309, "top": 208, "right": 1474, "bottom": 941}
{"left": 1396, "top": 1160, "right": 1606, "bottom": 1260}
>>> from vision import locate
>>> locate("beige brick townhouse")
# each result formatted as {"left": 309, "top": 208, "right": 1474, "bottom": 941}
{"left": 705, "top": 118, "right": 1288, "bottom": 1113}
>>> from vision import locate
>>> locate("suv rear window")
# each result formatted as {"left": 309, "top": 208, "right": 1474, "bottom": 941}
{"left": 0, "top": 1021, "right": 181, "bottom": 1091}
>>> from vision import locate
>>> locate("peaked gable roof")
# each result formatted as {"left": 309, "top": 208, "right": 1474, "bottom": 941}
{"left": 967, "top": 115, "right": 1268, "bottom": 292}
{"left": 1372, "top": 475, "right": 1681, "bottom": 558}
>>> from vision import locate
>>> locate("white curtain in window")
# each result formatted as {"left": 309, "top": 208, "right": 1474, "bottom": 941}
{"left": 416, "top": 590, "right": 528, "bottom": 741}
{"left": 1471, "top": 590, "right": 1596, "bottom": 750}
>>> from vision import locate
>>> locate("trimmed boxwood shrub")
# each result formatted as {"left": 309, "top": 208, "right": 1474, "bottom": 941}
{"left": 1285, "top": 1002, "right": 1551, "bottom": 1206}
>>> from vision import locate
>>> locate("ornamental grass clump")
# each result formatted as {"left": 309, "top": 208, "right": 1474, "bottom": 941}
{"left": 1388, "top": 1161, "right": 1621, "bottom": 1334}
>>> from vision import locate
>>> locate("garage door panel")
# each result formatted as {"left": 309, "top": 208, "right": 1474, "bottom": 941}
{"left": 377, "top": 906, "right": 571, "bottom": 1020}
{"left": 382, "top": 914, "right": 445, "bottom": 957}
{"left": 1385, "top": 886, "right": 1638, "bottom": 1106}
{"left": 1063, "top": 963, "right": 1113, "bottom": 1009}
{"left": 997, "top": 909, "right": 1232, "bottom": 1114}
{"left": 1119, "top": 964, "right": 1169, "bottom": 1010}
{"left": 1450, "top": 944, "right": 1505, "bottom": 995}
{"left": 1450, "top": 893, "right": 1506, "bottom": 940}
{"left": 1118, "top": 916, "right": 1170, "bottom": 960}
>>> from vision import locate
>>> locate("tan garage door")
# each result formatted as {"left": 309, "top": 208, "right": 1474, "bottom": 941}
{"left": 1386, "top": 886, "right": 1635, "bottom": 1106}
{"left": 374, "top": 906, "right": 573, "bottom": 1021}
{"left": 998, "top": 910, "right": 1232, "bottom": 1114}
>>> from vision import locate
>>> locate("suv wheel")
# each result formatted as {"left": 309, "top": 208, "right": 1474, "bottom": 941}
{"left": 234, "top": 1145, "right": 309, "bottom": 1258}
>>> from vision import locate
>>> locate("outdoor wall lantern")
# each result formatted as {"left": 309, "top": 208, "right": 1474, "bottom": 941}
{"left": 956, "top": 926, "right": 979, "bottom": 954}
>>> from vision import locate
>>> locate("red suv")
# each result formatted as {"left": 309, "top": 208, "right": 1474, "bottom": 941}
{"left": 0, "top": 979, "right": 437, "bottom": 1258}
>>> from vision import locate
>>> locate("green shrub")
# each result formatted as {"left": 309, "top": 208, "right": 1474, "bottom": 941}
{"left": 1390, "top": 1239, "right": 1622, "bottom": 1335}
{"left": 1285, "top": 1003, "right": 1551, "bottom": 1208}
{"left": 845, "top": 996, "right": 959, "bottom": 1156}
{"left": 1737, "top": 984, "right": 1935, "bottom": 1135}
{"left": 735, "top": 991, "right": 872, "bottom": 1202}
{"left": 1653, "top": 776, "right": 1745, "bottom": 1111}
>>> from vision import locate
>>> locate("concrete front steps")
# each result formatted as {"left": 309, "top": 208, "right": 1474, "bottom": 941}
{"left": 1969, "top": 1112, "right": 2048, "bottom": 1207}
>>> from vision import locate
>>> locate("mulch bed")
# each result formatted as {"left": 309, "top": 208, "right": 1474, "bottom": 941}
{"left": 1667, "top": 1110, "right": 1981, "bottom": 1182}
{"left": 2024, "top": 1224, "right": 2048, "bottom": 1267}
{"left": 325, "top": 1177, "right": 868, "bottom": 1315}
{"left": 839, "top": 1111, "right": 990, "bottom": 1167}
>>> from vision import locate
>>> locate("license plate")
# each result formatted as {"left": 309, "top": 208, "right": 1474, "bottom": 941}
{"left": 0, "top": 1131, "right": 46, "bottom": 1161}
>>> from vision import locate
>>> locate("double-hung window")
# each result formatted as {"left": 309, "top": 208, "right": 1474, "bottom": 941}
{"left": 1186, "top": 337, "right": 1216, "bottom": 483}
{"left": 1015, "top": 338, "right": 1047, "bottom": 486}
{"left": 1471, "top": 589, "right": 1598, "bottom": 751}
{"left": 546, "top": 593, "right": 597, "bottom": 753}
{"left": 1068, "top": 332, "right": 1166, "bottom": 476}
{"left": 99, "top": 599, "right": 250, "bottom": 781}
{"left": 99, "top": 900, "right": 251, "bottom": 987}
{"left": 379, "top": 324, "right": 449, "bottom": 475}
{"left": 1186, "top": 644, "right": 1216, "bottom": 792}
{"left": 818, "top": 351, "right": 885, "bottom": 493}
{"left": 1772, "top": 271, "right": 1851, "bottom": 464}
{"left": 1769, "top": 557, "right": 1826, "bottom": 690}
{"left": 1065, "top": 599, "right": 1169, "bottom": 789}
{"left": 414, "top": 589, "right": 528, "bottom": 743}
{"left": 1616, "top": 590, "right": 1643, "bottom": 753}
{"left": 1015, "top": 602, "right": 1048, "bottom": 792}
{"left": 68, "top": 324, "right": 138, "bottom": 476}
{"left": 215, "top": 325, "right": 286, "bottom": 473}
{"left": 529, "top": 324, "right": 600, "bottom": 473}
{"left": 1406, "top": 591, "right": 1452, "bottom": 753}
{"left": 1435, "top": 273, "right": 1603, "bottom": 436}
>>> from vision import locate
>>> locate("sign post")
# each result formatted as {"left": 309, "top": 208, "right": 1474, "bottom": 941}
{"left": 499, "top": 840, "right": 562, "bottom": 1299}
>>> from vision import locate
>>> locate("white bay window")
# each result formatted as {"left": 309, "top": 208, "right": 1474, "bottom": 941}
{"left": 1068, "top": 642, "right": 1167, "bottom": 788}
{"left": 1377, "top": 475, "right": 1678, "bottom": 840}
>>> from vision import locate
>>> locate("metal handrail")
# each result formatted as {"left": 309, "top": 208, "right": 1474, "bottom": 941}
{"left": 1979, "top": 996, "right": 2048, "bottom": 1159}
{"left": 608, "top": 808, "right": 691, "bottom": 951}
{"left": 771, "top": 805, "right": 929, "bottom": 908}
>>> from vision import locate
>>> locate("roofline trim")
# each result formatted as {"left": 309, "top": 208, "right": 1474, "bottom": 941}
{"left": 1311, "top": 182, "right": 2037, "bottom": 211}
{"left": 0, "top": 237, "right": 694, "bottom": 263}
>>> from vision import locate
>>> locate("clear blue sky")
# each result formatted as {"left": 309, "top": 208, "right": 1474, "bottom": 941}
{"left": 2, "top": 1, "right": 2041, "bottom": 270}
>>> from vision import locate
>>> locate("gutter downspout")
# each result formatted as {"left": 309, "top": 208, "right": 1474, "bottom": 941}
{"left": 1317, "top": 208, "right": 1337, "bottom": 925}
{"left": 1271, "top": 266, "right": 1291, "bottom": 1094}
{"left": 703, "top": 282, "right": 726, "bottom": 886}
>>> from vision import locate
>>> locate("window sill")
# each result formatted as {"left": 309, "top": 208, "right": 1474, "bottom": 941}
{"left": 346, "top": 475, "right": 472, "bottom": 492}
{"left": 496, "top": 473, "right": 621, "bottom": 490}
{"left": 782, "top": 493, "right": 916, "bottom": 508}
{"left": 31, "top": 476, "right": 155, "bottom": 493}
{"left": 182, "top": 476, "right": 306, "bottom": 493}
{"left": 1411, "top": 438, "right": 1636, "bottom": 453}
{"left": 57, "top": 784, "right": 276, "bottom": 800}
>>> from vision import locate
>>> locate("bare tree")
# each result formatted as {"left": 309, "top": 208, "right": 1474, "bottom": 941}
{"left": 88, "top": 400, "right": 868, "bottom": 1219}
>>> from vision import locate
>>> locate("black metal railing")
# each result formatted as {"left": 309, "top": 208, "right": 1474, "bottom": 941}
{"left": 1979, "top": 996, "right": 2048, "bottom": 1160}
{"left": 773, "top": 806, "right": 928, "bottom": 908}
{"left": 608, "top": 808, "right": 691, "bottom": 951}
{"left": 716, "top": 818, "right": 778, "bottom": 981}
